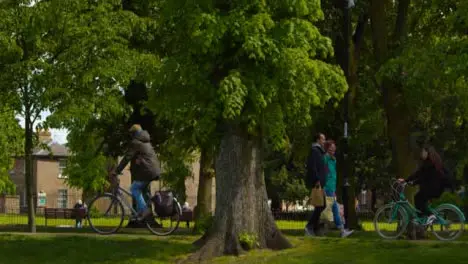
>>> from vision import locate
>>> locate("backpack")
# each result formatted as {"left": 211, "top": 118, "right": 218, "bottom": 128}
{"left": 150, "top": 191, "right": 175, "bottom": 217}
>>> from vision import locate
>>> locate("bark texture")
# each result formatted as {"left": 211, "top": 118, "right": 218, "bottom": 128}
{"left": 193, "top": 147, "right": 215, "bottom": 232}
{"left": 370, "top": 0, "right": 417, "bottom": 204}
{"left": 187, "top": 127, "right": 292, "bottom": 262}
{"left": 25, "top": 117, "right": 36, "bottom": 233}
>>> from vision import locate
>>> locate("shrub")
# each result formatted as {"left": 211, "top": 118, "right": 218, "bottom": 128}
{"left": 239, "top": 232, "right": 259, "bottom": 251}
{"left": 193, "top": 214, "right": 214, "bottom": 234}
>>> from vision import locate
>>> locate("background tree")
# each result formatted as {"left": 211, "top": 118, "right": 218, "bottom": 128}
{"left": 0, "top": 0, "right": 67, "bottom": 232}
{"left": 0, "top": 108, "right": 23, "bottom": 194}
{"left": 0, "top": 0, "right": 140, "bottom": 232}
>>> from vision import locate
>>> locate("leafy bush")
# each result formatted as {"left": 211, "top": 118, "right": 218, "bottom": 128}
{"left": 239, "top": 232, "right": 259, "bottom": 251}
{"left": 87, "top": 205, "right": 101, "bottom": 218}
{"left": 193, "top": 214, "right": 214, "bottom": 234}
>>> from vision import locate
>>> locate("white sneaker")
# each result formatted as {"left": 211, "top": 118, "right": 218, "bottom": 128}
{"left": 305, "top": 227, "right": 315, "bottom": 237}
{"left": 340, "top": 229, "right": 354, "bottom": 238}
{"left": 425, "top": 215, "right": 436, "bottom": 225}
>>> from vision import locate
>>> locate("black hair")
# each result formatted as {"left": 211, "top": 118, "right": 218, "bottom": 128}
{"left": 314, "top": 133, "right": 325, "bottom": 142}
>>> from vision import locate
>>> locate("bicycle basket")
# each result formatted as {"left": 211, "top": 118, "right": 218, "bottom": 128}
{"left": 391, "top": 181, "right": 406, "bottom": 201}
{"left": 151, "top": 191, "right": 175, "bottom": 217}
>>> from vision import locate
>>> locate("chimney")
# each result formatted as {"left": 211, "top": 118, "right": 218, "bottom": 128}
{"left": 37, "top": 129, "right": 52, "bottom": 144}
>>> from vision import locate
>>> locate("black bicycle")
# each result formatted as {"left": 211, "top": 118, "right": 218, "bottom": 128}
{"left": 86, "top": 175, "right": 182, "bottom": 236}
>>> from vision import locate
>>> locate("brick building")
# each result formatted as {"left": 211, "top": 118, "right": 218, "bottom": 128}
{"left": 8, "top": 129, "right": 214, "bottom": 212}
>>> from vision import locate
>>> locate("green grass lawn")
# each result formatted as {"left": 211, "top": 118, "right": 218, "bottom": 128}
{"left": 0, "top": 233, "right": 467, "bottom": 264}
{"left": 0, "top": 214, "right": 180, "bottom": 229}
{"left": 1, "top": 214, "right": 465, "bottom": 240}
{"left": 213, "top": 237, "right": 468, "bottom": 264}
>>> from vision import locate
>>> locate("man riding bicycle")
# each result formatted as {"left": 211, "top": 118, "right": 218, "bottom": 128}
{"left": 112, "top": 124, "right": 161, "bottom": 221}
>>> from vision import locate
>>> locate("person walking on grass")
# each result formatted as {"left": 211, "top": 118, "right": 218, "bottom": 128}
{"left": 323, "top": 140, "right": 354, "bottom": 238}
{"left": 305, "top": 133, "right": 327, "bottom": 236}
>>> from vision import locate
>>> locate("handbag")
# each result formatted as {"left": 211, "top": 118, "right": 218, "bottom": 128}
{"left": 308, "top": 184, "right": 325, "bottom": 207}
{"left": 320, "top": 196, "right": 335, "bottom": 222}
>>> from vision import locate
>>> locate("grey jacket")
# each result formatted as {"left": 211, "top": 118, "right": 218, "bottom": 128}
{"left": 116, "top": 130, "right": 161, "bottom": 182}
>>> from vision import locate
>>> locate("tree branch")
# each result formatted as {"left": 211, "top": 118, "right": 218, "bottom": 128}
{"left": 369, "top": 0, "right": 390, "bottom": 64}
{"left": 394, "top": 0, "right": 411, "bottom": 45}
{"left": 31, "top": 110, "right": 42, "bottom": 125}
{"left": 352, "top": 13, "right": 369, "bottom": 59}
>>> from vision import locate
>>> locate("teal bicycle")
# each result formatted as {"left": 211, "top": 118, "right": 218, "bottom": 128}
{"left": 374, "top": 179, "right": 465, "bottom": 241}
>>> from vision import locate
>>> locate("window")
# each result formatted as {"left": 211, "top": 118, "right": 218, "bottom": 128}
{"left": 58, "top": 159, "right": 67, "bottom": 179}
{"left": 57, "top": 189, "right": 68, "bottom": 208}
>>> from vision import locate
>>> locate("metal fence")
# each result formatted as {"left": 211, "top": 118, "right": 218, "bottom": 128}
{"left": 0, "top": 202, "right": 377, "bottom": 232}
{"left": 0, "top": 194, "right": 465, "bottom": 234}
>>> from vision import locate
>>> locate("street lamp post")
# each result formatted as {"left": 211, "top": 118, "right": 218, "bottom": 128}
{"left": 342, "top": 0, "right": 354, "bottom": 229}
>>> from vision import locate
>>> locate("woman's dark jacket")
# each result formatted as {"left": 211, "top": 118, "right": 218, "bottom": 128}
{"left": 406, "top": 160, "right": 447, "bottom": 197}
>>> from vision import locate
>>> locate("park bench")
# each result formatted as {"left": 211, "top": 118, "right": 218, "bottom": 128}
{"left": 44, "top": 208, "right": 87, "bottom": 227}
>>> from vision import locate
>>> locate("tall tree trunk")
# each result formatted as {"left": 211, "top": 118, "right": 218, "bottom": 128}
{"left": 193, "top": 146, "right": 215, "bottom": 233}
{"left": 188, "top": 126, "right": 291, "bottom": 262}
{"left": 370, "top": 0, "right": 422, "bottom": 239}
{"left": 370, "top": 0, "right": 416, "bottom": 187}
{"left": 24, "top": 111, "right": 36, "bottom": 233}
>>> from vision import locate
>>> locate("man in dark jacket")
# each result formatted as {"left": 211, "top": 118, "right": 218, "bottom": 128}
{"left": 114, "top": 124, "right": 161, "bottom": 220}
{"left": 305, "top": 133, "right": 327, "bottom": 236}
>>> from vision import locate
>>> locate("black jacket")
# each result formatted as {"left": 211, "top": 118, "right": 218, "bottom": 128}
{"left": 305, "top": 143, "right": 326, "bottom": 189}
{"left": 406, "top": 160, "right": 446, "bottom": 198}
{"left": 116, "top": 130, "right": 161, "bottom": 182}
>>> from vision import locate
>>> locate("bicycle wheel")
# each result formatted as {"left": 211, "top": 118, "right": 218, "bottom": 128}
{"left": 374, "top": 204, "right": 408, "bottom": 239}
{"left": 146, "top": 198, "right": 181, "bottom": 236}
{"left": 430, "top": 204, "right": 465, "bottom": 241}
{"left": 87, "top": 193, "right": 125, "bottom": 235}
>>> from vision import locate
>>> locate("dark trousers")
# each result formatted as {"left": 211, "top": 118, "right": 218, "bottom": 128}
{"left": 306, "top": 196, "right": 326, "bottom": 231}
{"left": 415, "top": 191, "right": 431, "bottom": 216}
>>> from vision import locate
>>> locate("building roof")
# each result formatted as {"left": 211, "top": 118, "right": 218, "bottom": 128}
{"left": 33, "top": 141, "right": 69, "bottom": 157}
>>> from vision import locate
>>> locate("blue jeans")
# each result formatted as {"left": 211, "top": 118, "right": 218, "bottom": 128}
{"left": 325, "top": 190, "right": 343, "bottom": 228}
{"left": 130, "top": 181, "right": 148, "bottom": 213}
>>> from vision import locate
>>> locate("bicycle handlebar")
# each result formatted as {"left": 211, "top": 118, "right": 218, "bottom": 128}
{"left": 390, "top": 178, "right": 414, "bottom": 187}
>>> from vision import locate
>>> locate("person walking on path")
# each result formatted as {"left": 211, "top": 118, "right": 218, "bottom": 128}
{"left": 323, "top": 140, "right": 354, "bottom": 238}
{"left": 305, "top": 133, "right": 327, "bottom": 236}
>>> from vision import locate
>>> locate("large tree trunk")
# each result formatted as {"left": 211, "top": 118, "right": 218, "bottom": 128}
{"left": 188, "top": 126, "right": 291, "bottom": 262}
{"left": 370, "top": 0, "right": 417, "bottom": 194}
{"left": 193, "top": 146, "right": 215, "bottom": 233}
{"left": 370, "top": 0, "right": 422, "bottom": 239}
{"left": 24, "top": 113, "right": 36, "bottom": 233}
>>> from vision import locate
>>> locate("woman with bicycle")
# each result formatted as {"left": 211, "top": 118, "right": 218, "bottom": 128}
{"left": 399, "top": 145, "right": 448, "bottom": 225}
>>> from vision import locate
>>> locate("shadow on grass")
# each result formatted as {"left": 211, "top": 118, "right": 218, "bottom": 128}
{"left": 0, "top": 233, "right": 195, "bottom": 264}
{"left": 0, "top": 225, "right": 196, "bottom": 236}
